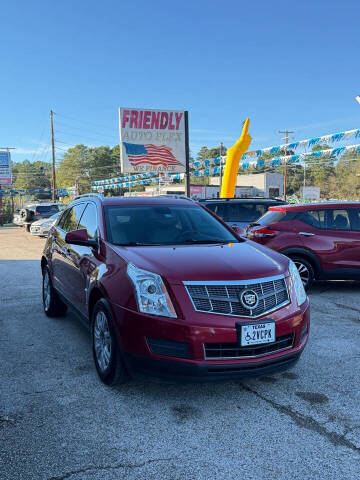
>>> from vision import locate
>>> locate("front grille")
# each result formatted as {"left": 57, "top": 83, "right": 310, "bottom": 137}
{"left": 184, "top": 276, "right": 289, "bottom": 318}
{"left": 204, "top": 333, "right": 294, "bottom": 359}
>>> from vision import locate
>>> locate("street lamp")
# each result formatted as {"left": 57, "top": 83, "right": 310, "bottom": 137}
{"left": 355, "top": 95, "right": 360, "bottom": 105}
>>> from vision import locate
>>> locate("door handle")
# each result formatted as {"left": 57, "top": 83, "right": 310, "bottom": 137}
{"left": 299, "top": 232, "right": 315, "bottom": 236}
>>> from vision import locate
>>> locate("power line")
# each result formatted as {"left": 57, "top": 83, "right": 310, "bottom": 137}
{"left": 54, "top": 112, "right": 117, "bottom": 132}
{"left": 55, "top": 129, "right": 118, "bottom": 144}
{"left": 54, "top": 120, "right": 118, "bottom": 140}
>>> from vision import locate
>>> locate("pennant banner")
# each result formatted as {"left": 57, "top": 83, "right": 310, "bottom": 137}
{"left": 92, "top": 172, "right": 184, "bottom": 186}
{"left": 191, "top": 144, "right": 360, "bottom": 176}
{"left": 243, "top": 128, "right": 360, "bottom": 159}
{"left": 0, "top": 187, "right": 69, "bottom": 196}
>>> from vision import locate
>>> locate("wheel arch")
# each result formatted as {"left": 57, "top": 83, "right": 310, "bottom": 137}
{"left": 88, "top": 286, "right": 107, "bottom": 323}
{"left": 280, "top": 247, "right": 322, "bottom": 278}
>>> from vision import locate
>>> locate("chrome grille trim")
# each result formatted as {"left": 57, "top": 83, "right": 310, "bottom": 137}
{"left": 184, "top": 275, "right": 289, "bottom": 318}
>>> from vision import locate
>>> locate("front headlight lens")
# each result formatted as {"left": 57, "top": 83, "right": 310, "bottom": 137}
{"left": 127, "top": 263, "right": 177, "bottom": 318}
{"left": 289, "top": 260, "right": 307, "bottom": 306}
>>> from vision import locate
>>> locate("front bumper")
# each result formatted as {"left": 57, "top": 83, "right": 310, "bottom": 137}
{"left": 123, "top": 348, "right": 304, "bottom": 383}
{"left": 111, "top": 299, "right": 310, "bottom": 383}
{"left": 30, "top": 228, "right": 48, "bottom": 236}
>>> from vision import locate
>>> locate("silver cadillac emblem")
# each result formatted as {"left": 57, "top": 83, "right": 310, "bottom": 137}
{"left": 240, "top": 289, "right": 259, "bottom": 309}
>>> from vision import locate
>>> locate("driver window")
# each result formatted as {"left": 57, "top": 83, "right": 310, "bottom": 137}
{"left": 78, "top": 203, "right": 98, "bottom": 239}
{"left": 62, "top": 204, "right": 86, "bottom": 233}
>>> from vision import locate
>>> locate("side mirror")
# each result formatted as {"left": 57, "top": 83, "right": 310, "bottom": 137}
{"left": 231, "top": 225, "right": 245, "bottom": 237}
{"left": 65, "top": 229, "right": 98, "bottom": 248}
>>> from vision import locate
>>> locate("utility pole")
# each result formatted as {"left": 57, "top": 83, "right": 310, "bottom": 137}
{"left": 279, "top": 130, "right": 294, "bottom": 201}
{"left": 50, "top": 110, "right": 56, "bottom": 201}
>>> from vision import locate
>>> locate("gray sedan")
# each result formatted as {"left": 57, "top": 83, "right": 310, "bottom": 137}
{"left": 30, "top": 212, "right": 61, "bottom": 237}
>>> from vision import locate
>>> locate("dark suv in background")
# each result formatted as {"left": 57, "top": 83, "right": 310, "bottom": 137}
{"left": 19, "top": 203, "right": 65, "bottom": 231}
{"left": 200, "top": 198, "right": 287, "bottom": 234}
{"left": 246, "top": 202, "right": 360, "bottom": 289}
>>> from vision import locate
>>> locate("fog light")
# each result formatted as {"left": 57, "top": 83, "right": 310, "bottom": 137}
{"left": 147, "top": 338, "right": 190, "bottom": 358}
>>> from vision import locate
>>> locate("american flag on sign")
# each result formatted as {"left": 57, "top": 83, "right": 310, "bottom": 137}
{"left": 123, "top": 142, "right": 183, "bottom": 167}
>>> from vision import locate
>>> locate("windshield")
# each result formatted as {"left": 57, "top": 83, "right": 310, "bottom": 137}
{"left": 256, "top": 210, "right": 286, "bottom": 225}
{"left": 36, "top": 205, "right": 62, "bottom": 214}
{"left": 105, "top": 205, "right": 239, "bottom": 246}
{"left": 205, "top": 202, "right": 271, "bottom": 222}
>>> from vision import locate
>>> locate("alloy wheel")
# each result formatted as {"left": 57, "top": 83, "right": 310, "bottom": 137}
{"left": 94, "top": 311, "right": 112, "bottom": 372}
{"left": 294, "top": 261, "right": 310, "bottom": 287}
{"left": 43, "top": 271, "right": 51, "bottom": 310}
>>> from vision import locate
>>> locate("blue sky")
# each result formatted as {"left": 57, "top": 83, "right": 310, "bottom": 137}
{"left": 1, "top": 0, "right": 359, "bottom": 165}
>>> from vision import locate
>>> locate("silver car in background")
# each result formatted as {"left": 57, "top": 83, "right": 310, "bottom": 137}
{"left": 30, "top": 212, "right": 61, "bottom": 237}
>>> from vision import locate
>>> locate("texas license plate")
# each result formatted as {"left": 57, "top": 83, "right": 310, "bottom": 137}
{"left": 240, "top": 322, "right": 275, "bottom": 346}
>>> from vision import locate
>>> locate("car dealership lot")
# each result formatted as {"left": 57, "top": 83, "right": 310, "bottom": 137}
{"left": 0, "top": 228, "right": 359, "bottom": 480}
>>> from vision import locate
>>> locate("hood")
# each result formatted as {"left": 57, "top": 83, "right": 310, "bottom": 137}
{"left": 32, "top": 217, "right": 54, "bottom": 227}
{"left": 112, "top": 241, "right": 289, "bottom": 285}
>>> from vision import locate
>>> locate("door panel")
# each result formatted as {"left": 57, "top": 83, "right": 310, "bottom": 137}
{"left": 51, "top": 203, "right": 86, "bottom": 302}
{"left": 298, "top": 208, "right": 360, "bottom": 275}
{"left": 67, "top": 203, "right": 100, "bottom": 315}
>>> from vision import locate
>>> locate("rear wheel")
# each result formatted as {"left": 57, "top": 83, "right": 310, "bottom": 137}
{"left": 92, "top": 299, "right": 129, "bottom": 386}
{"left": 290, "top": 256, "right": 314, "bottom": 290}
{"left": 42, "top": 266, "right": 67, "bottom": 317}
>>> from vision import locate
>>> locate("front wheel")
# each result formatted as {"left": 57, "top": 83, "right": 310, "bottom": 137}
{"left": 92, "top": 299, "right": 129, "bottom": 386}
{"left": 290, "top": 256, "right": 315, "bottom": 291}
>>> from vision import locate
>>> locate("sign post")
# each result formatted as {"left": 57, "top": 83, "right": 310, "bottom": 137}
{"left": 118, "top": 107, "right": 188, "bottom": 193}
{"left": 0, "top": 150, "right": 12, "bottom": 224}
{"left": 184, "top": 111, "right": 190, "bottom": 197}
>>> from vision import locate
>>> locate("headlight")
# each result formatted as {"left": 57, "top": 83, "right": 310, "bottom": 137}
{"left": 127, "top": 263, "right": 177, "bottom": 318}
{"left": 289, "top": 260, "right": 307, "bottom": 306}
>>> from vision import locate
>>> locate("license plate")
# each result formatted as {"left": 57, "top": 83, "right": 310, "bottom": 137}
{"left": 240, "top": 322, "right": 275, "bottom": 346}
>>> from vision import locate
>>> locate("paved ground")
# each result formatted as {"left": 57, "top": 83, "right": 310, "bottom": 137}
{"left": 0, "top": 227, "right": 359, "bottom": 480}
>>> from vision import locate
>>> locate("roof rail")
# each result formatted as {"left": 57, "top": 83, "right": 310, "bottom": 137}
{"left": 74, "top": 193, "right": 104, "bottom": 200}
{"left": 156, "top": 194, "right": 194, "bottom": 201}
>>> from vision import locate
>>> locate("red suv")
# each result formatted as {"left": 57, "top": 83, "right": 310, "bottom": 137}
{"left": 246, "top": 202, "right": 360, "bottom": 289}
{"left": 41, "top": 194, "right": 310, "bottom": 385}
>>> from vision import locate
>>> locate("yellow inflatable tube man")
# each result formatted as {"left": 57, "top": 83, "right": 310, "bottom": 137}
{"left": 220, "top": 118, "right": 252, "bottom": 198}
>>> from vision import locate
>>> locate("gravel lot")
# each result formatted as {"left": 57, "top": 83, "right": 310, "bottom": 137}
{"left": 1, "top": 227, "right": 359, "bottom": 480}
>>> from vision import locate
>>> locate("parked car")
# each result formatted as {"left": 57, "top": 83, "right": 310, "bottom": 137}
{"left": 19, "top": 203, "right": 65, "bottom": 231}
{"left": 41, "top": 194, "right": 309, "bottom": 385}
{"left": 199, "top": 198, "right": 287, "bottom": 235}
{"left": 30, "top": 211, "right": 61, "bottom": 237}
{"left": 246, "top": 202, "right": 360, "bottom": 289}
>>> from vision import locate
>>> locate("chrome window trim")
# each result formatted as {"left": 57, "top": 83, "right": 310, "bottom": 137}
{"left": 183, "top": 274, "right": 290, "bottom": 319}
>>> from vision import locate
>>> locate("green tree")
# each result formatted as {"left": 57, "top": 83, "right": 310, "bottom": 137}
{"left": 12, "top": 160, "right": 52, "bottom": 190}
{"left": 56, "top": 144, "right": 120, "bottom": 194}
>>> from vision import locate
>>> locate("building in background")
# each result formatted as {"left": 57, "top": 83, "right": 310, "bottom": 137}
{"left": 209, "top": 173, "right": 283, "bottom": 198}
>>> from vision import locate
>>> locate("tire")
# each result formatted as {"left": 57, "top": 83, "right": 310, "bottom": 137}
{"left": 289, "top": 256, "right": 315, "bottom": 291}
{"left": 42, "top": 265, "right": 67, "bottom": 317}
{"left": 26, "top": 224, "right": 31, "bottom": 232}
{"left": 92, "top": 299, "right": 129, "bottom": 386}
{"left": 20, "top": 208, "right": 34, "bottom": 222}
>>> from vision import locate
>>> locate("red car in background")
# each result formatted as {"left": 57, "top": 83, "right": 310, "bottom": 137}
{"left": 41, "top": 195, "right": 309, "bottom": 385}
{"left": 246, "top": 202, "right": 360, "bottom": 289}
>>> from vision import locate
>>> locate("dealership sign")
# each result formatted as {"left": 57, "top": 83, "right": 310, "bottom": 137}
{"left": 0, "top": 151, "right": 12, "bottom": 185}
{"left": 119, "top": 107, "right": 186, "bottom": 173}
